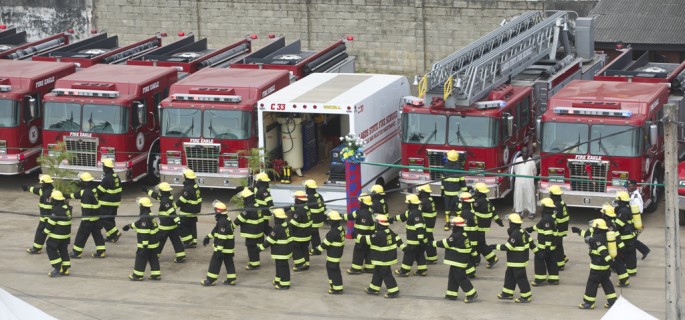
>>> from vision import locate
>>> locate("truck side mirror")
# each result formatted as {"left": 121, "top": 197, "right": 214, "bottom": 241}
{"left": 136, "top": 102, "right": 145, "bottom": 126}
{"left": 26, "top": 96, "right": 37, "bottom": 119}
{"left": 535, "top": 116, "right": 542, "bottom": 142}
{"left": 503, "top": 113, "right": 513, "bottom": 137}
{"left": 649, "top": 123, "right": 658, "bottom": 146}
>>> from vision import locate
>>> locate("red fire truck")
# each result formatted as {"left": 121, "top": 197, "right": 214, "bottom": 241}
{"left": 41, "top": 64, "right": 178, "bottom": 182}
{"left": 678, "top": 161, "right": 685, "bottom": 224}
{"left": 400, "top": 11, "right": 605, "bottom": 198}
{"left": 32, "top": 32, "right": 163, "bottom": 68}
{"left": 158, "top": 68, "right": 290, "bottom": 187}
{"left": 0, "top": 60, "right": 76, "bottom": 174}
{"left": 0, "top": 27, "right": 71, "bottom": 60}
{"left": 537, "top": 80, "right": 669, "bottom": 211}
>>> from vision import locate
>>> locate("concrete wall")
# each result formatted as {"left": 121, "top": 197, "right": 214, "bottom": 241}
{"left": 2, "top": 0, "right": 599, "bottom": 75}
{"left": 0, "top": 0, "right": 92, "bottom": 40}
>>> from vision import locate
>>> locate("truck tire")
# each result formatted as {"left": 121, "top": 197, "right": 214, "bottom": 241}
{"left": 145, "top": 143, "right": 161, "bottom": 185}
{"left": 644, "top": 170, "right": 662, "bottom": 213}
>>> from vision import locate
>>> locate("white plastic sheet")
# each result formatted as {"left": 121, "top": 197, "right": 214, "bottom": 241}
{"left": 0, "top": 288, "right": 57, "bottom": 320}
{"left": 601, "top": 296, "right": 658, "bottom": 320}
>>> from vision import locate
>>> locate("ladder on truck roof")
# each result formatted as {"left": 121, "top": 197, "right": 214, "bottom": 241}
{"left": 419, "top": 10, "right": 569, "bottom": 107}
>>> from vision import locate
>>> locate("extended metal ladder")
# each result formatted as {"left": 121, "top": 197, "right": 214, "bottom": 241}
{"left": 419, "top": 11, "right": 568, "bottom": 107}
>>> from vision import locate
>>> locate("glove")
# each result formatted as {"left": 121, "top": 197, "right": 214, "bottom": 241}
{"left": 584, "top": 236, "right": 591, "bottom": 244}
{"left": 202, "top": 236, "right": 210, "bottom": 247}
{"left": 496, "top": 219, "right": 504, "bottom": 227}
{"left": 141, "top": 187, "right": 149, "bottom": 193}
{"left": 488, "top": 244, "right": 497, "bottom": 251}
{"left": 122, "top": 225, "right": 130, "bottom": 232}
{"left": 571, "top": 227, "right": 581, "bottom": 235}
{"left": 21, "top": 185, "right": 28, "bottom": 192}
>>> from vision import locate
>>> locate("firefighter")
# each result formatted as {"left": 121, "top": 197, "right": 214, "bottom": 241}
{"left": 201, "top": 201, "right": 236, "bottom": 286}
{"left": 432, "top": 216, "right": 478, "bottom": 303}
{"left": 44, "top": 190, "right": 72, "bottom": 277}
{"left": 357, "top": 214, "right": 403, "bottom": 298}
{"left": 143, "top": 182, "right": 186, "bottom": 263}
{"left": 441, "top": 150, "right": 465, "bottom": 231}
{"left": 258, "top": 208, "right": 293, "bottom": 290}
{"left": 625, "top": 180, "right": 650, "bottom": 259}
{"left": 549, "top": 185, "right": 569, "bottom": 269}
{"left": 123, "top": 197, "right": 161, "bottom": 281}
{"left": 22, "top": 174, "right": 54, "bottom": 254}
{"left": 576, "top": 219, "right": 617, "bottom": 309}
{"left": 614, "top": 191, "right": 638, "bottom": 276}
{"left": 68, "top": 172, "right": 106, "bottom": 259}
{"left": 97, "top": 158, "right": 122, "bottom": 243}
{"left": 391, "top": 194, "right": 428, "bottom": 277}
{"left": 369, "top": 184, "right": 389, "bottom": 216}
{"left": 233, "top": 188, "right": 264, "bottom": 270}
{"left": 290, "top": 191, "right": 312, "bottom": 271}
{"left": 343, "top": 194, "right": 375, "bottom": 274}
{"left": 490, "top": 214, "right": 534, "bottom": 303}
{"left": 598, "top": 205, "right": 630, "bottom": 287}
{"left": 417, "top": 184, "right": 438, "bottom": 264}
{"left": 312, "top": 210, "right": 346, "bottom": 294}
{"left": 253, "top": 172, "right": 274, "bottom": 235}
{"left": 177, "top": 168, "right": 202, "bottom": 248}
{"left": 280, "top": 162, "right": 292, "bottom": 184}
{"left": 472, "top": 182, "right": 502, "bottom": 268}
{"left": 525, "top": 198, "right": 559, "bottom": 286}
{"left": 305, "top": 179, "right": 326, "bottom": 254}
{"left": 457, "top": 192, "right": 479, "bottom": 278}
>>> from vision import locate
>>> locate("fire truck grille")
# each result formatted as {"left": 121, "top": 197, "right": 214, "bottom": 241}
{"left": 64, "top": 136, "right": 98, "bottom": 167}
{"left": 184, "top": 143, "right": 220, "bottom": 174}
{"left": 567, "top": 160, "right": 609, "bottom": 193}
{"left": 426, "top": 150, "right": 466, "bottom": 180}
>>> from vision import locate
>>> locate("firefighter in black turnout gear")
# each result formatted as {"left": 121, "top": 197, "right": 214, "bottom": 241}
{"left": 44, "top": 191, "right": 73, "bottom": 277}
{"left": 442, "top": 150, "right": 466, "bottom": 231}
{"left": 259, "top": 208, "right": 293, "bottom": 290}
{"left": 549, "top": 185, "right": 569, "bottom": 269}
{"left": 391, "top": 194, "right": 428, "bottom": 276}
{"left": 433, "top": 216, "right": 478, "bottom": 303}
{"left": 201, "top": 201, "right": 236, "bottom": 286}
{"left": 575, "top": 219, "right": 617, "bottom": 309}
{"left": 253, "top": 172, "right": 274, "bottom": 235}
{"left": 22, "top": 174, "right": 54, "bottom": 254}
{"left": 614, "top": 191, "right": 638, "bottom": 276}
{"left": 177, "top": 169, "right": 202, "bottom": 248}
{"left": 358, "top": 214, "right": 402, "bottom": 298}
{"left": 69, "top": 172, "right": 106, "bottom": 258}
{"left": 290, "top": 191, "right": 312, "bottom": 271}
{"left": 344, "top": 194, "right": 375, "bottom": 274}
{"left": 457, "top": 192, "right": 479, "bottom": 278}
{"left": 369, "top": 184, "right": 389, "bottom": 216}
{"left": 123, "top": 197, "right": 161, "bottom": 281}
{"left": 491, "top": 214, "right": 533, "bottom": 303}
{"left": 144, "top": 182, "right": 186, "bottom": 263}
{"left": 234, "top": 188, "right": 264, "bottom": 270}
{"left": 472, "top": 182, "right": 501, "bottom": 268}
{"left": 312, "top": 211, "right": 346, "bottom": 294}
{"left": 305, "top": 179, "right": 326, "bottom": 254}
{"left": 526, "top": 198, "right": 559, "bottom": 285}
{"left": 416, "top": 184, "right": 438, "bottom": 264}
{"left": 97, "top": 158, "right": 122, "bottom": 242}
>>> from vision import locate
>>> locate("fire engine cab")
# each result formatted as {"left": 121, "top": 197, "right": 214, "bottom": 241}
{"left": 41, "top": 64, "right": 178, "bottom": 182}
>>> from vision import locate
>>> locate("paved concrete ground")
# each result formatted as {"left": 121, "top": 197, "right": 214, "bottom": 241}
{"left": 0, "top": 173, "right": 682, "bottom": 319}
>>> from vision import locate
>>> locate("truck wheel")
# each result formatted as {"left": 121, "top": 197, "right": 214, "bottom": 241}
{"left": 145, "top": 143, "right": 161, "bottom": 184}
{"left": 644, "top": 174, "right": 661, "bottom": 213}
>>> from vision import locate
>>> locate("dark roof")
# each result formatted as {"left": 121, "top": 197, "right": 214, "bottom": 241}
{"left": 590, "top": 0, "right": 685, "bottom": 45}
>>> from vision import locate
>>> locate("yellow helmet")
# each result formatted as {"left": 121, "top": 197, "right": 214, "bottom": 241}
{"left": 446, "top": 150, "right": 459, "bottom": 162}
{"left": 375, "top": 214, "right": 389, "bottom": 226}
{"left": 304, "top": 179, "right": 318, "bottom": 189}
{"left": 592, "top": 218, "right": 608, "bottom": 230}
{"left": 358, "top": 193, "right": 373, "bottom": 206}
{"left": 549, "top": 185, "right": 563, "bottom": 195}
{"left": 157, "top": 182, "right": 172, "bottom": 192}
{"left": 405, "top": 194, "right": 420, "bottom": 205}
{"left": 79, "top": 172, "right": 94, "bottom": 182}
{"left": 39, "top": 174, "right": 54, "bottom": 184}
{"left": 255, "top": 172, "right": 270, "bottom": 182}
{"left": 540, "top": 197, "right": 555, "bottom": 208}
{"left": 240, "top": 188, "right": 254, "bottom": 198}
{"left": 183, "top": 168, "right": 196, "bottom": 179}
{"left": 213, "top": 200, "right": 227, "bottom": 212}
{"left": 370, "top": 184, "right": 385, "bottom": 195}
{"left": 137, "top": 197, "right": 153, "bottom": 207}
{"left": 474, "top": 182, "right": 489, "bottom": 194}
{"left": 508, "top": 213, "right": 522, "bottom": 224}
{"left": 293, "top": 190, "right": 307, "bottom": 201}
{"left": 50, "top": 190, "right": 65, "bottom": 201}
{"left": 451, "top": 216, "right": 466, "bottom": 227}
{"left": 601, "top": 204, "right": 616, "bottom": 217}
{"left": 459, "top": 192, "right": 474, "bottom": 202}
{"left": 272, "top": 208, "right": 287, "bottom": 219}
{"left": 416, "top": 184, "right": 431, "bottom": 193}
{"left": 102, "top": 158, "right": 114, "bottom": 168}
{"left": 328, "top": 210, "right": 342, "bottom": 221}
{"left": 615, "top": 191, "right": 630, "bottom": 202}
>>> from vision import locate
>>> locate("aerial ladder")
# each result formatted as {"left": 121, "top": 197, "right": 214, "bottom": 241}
{"left": 418, "top": 11, "right": 571, "bottom": 108}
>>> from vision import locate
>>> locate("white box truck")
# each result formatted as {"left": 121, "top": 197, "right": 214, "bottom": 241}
{"left": 257, "top": 73, "right": 410, "bottom": 209}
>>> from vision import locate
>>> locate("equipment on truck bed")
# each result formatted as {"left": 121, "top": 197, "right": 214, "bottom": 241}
{"left": 0, "top": 28, "right": 71, "bottom": 60}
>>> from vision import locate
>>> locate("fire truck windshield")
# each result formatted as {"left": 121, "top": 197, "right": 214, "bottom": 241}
{"left": 0, "top": 99, "right": 20, "bottom": 128}
{"left": 203, "top": 110, "right": 250, "bottom": 139}
{"left": 44, "top": 102, "right": 81, "bottom": 132}
{"left": 542, "top": 122, "right": 589, "bottom": 154}
{"left": 82, "top": 104, "right": 128, "bottom": 134}
{"left": 447, "top": 116, "right": 498, "bottom": 147}
{"left": 161, "top": 108, "right": 202, "bottom": 138}
{"left": 402, "top": 113, "right": 446, "bottom": 144}
{"left": 589, "top": 124, "right": 642, "bottom": 157}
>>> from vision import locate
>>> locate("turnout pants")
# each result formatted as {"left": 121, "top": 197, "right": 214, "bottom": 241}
{"left": 368, "top": 265, "right": 399, "bottom": 295}
{"left": 445, "top": 266, "right": 476, "bottom": 298}
{"left": 46, "top": 238, "right": 71, "bottom": 271}
{"left": 554, "top": 236, "right": 567, "bottom": 268}
{"left": 326, "top": 261, "right": 343, "bottom": 291}
{"left": 206, "top": 251, "right": 236, "bottom": 282}
{"left": 533, "top": 250, "right": 559, "bottom": 283}
{"left": 473, "top": 232, "right": 497, "bottom": 264}
{"left": 157, "top": 228, "right": 186, "bottom": 259}
{"left": 399, "top": 244, "right": 427, "bottom": 273}
{"left": 583, "top": 269, "right": 617, "bottom": 305}
{"left": 310, "top": 227, "right": 322, "bottom": 249}
{"left": 612, "top": 252, "right": 630, "bottom": 285}
{"left": 443, "top": 196, "right": 458, "bottom": 217}
{"left": 179, "top": 217, "right": 198, "bottom": 245}
{"left": 622, "top": 240, "right": 638, "bottom": 275}
{"left": 501, "top": 267, "right": 532, "bottom": 299}
{"left": 635, "top": 239, "right": 650, "bottom": 257}
{"left": 350, "top": 241, "right": 373, "bottom": 271}
{"left": 31, "top": 220, "right": 48, "bottom": 251}
{"left": 72, "top": 220, "right": 106, "bottom": 255}
{"left": 99, "top": 206, "right": 120, "bottom": 238}
{"left": 274, "top": 259, "right": 291, "bottom": 287}
{"left": 292, "top": 241, "right": 310, "bottom": 267}
{"left": 132, "top": 248, "right": 160, "bottom": 278}
{"left": 245, "top": 237, "right": 262, "bottom": 267}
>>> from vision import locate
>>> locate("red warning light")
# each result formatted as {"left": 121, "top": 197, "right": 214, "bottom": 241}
{"left": 249, "top": 34, "right": 258, "bottom": 39}
{"left": 90, "top": 29, "right": 98, "bottom": 34}
{"left": 67, "top": 28, "right": 75, "bottom": 34}
{"left": 268, "top": 34, "right": 275, "bottom": 39}
{"left": 0, "top": 25, "right": 6, "bottom": 30}
{"left": 346, "top": 35, "right": 354, "bottom": 41}
{"left": 160, "top": 32, "right": 168, "bottom": 37}
{"left": 178, "top": 31, "right": 186, "bottom": 37}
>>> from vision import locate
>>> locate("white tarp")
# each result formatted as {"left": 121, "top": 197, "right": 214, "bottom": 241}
{"left": 0, "top": 288, "right": 57, "bottom": 320}
{"left": 601, "top": 296, "right": 658, "bottom": 320}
